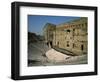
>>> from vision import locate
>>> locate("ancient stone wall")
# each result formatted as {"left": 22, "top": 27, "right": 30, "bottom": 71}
{"left": 43, "top": 17, "right": 88, "bottom": 55}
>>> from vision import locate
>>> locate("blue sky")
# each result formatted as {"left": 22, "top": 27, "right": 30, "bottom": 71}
{"left": 28, "top": 15, "right": 80, "bottom": 35}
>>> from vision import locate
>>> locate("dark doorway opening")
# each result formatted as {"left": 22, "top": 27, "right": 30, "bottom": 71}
{"left": 57, "top": 42, "right": 59, "bottom": 47}
{"left": 50, "top": 41, "right": 52, "bottom": 48}
{"left": 81, "top": 45, "right": 84, "bottom": 51}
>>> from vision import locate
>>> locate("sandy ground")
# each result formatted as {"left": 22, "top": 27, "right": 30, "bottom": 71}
{"left": 46, "top": 49, "right": 87, "bottom": 65}
{"left": 46, "top": 49, "right": 70, "bottom": 62}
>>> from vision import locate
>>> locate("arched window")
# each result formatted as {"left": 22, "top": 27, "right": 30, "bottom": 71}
{"left": 67, "top": 29, "right": 70, "bottom": 32}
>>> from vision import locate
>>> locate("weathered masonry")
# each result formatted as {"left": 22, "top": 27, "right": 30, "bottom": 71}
{"left": 43, "top": 17, "right": 88, "bottom": 55}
